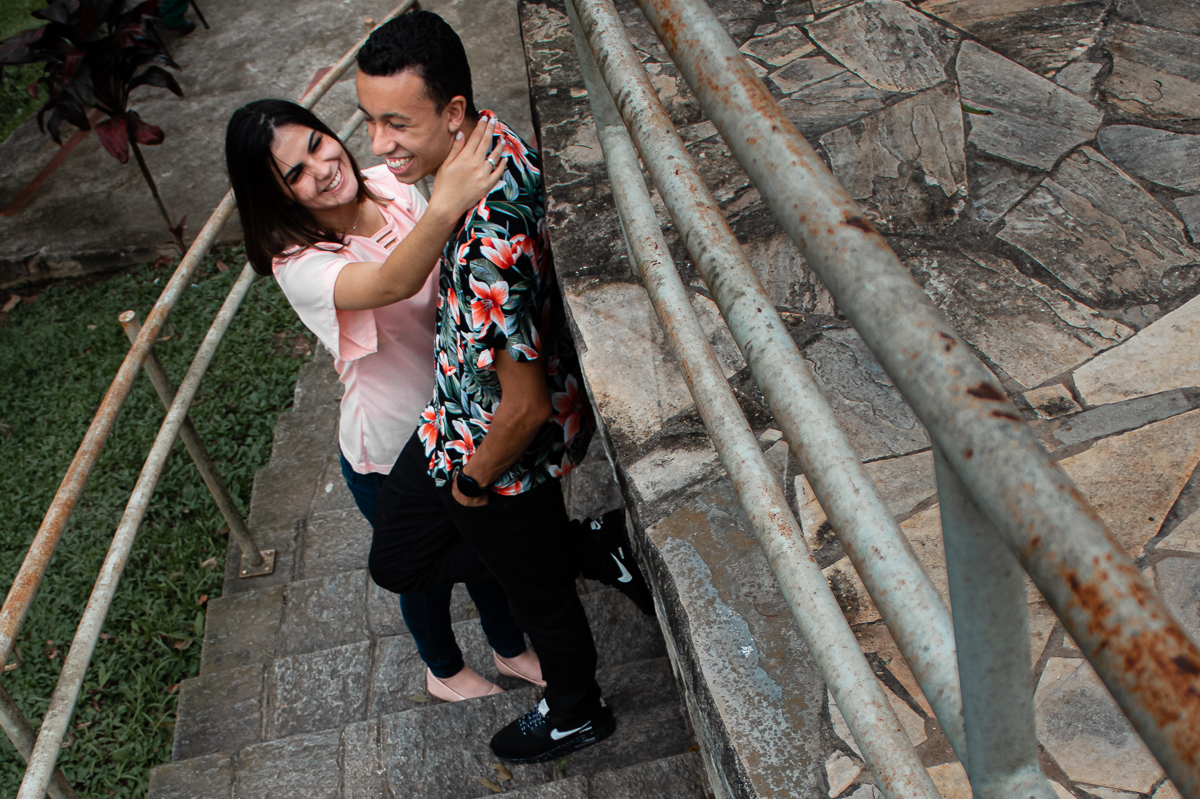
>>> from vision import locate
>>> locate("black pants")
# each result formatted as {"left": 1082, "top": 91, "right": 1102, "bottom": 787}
{"left": 372, "top": 431, "right": 600, "bottom": 717}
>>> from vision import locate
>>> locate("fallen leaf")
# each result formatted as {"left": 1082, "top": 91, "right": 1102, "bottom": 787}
{"left": 493, "top": 763, "right": 513, "bottom": 781}
{"left": 476, "top": 778, "right": 502, "bottom": 793}
{"left": 200, "top": 557, "right": 218, "bottom": 570}
{"left": 214, "top": 259, "right": 229, "bottom": 272}
{"left": 409, "top": 694, "right": 432, "bottom": 704}
{"left": 2, "top": 295, "right": 20, "bottom": 313}
{"left": 173, "top": 639, "right": 192, "bottom": 651}
{"left": 166, "top": 682, "right": 180, "bottom": 694}
{"left": 197, "top": 594, "right": 208, "bottom": 606}
{"left": 99, "top": 633, "right": 115, "bottom": 640}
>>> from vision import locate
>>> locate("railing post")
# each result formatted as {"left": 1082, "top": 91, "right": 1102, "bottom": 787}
{"left": 117, "top": 311, "right": 274, "bottom": 578}
{"left": 935, "top": 446, "right": 1057, "bottom": 799}
{"left": 0, "top": 683, "right": 80, "bottom": 799}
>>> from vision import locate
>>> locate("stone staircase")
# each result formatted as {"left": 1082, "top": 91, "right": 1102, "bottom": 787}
{"left": 147, "top": 346, "right": 710, "bottom": 798}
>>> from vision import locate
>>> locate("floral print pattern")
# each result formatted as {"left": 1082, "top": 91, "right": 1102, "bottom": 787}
{"left": 419, "top": 114, "right": 594, "bottom": 494}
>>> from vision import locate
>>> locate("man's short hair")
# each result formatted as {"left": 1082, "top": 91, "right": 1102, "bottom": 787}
{"left": 357, "top": 10, "right": 478, "bottom": 119}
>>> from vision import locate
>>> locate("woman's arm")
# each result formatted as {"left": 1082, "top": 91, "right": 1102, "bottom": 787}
{"left": 332, "top": 118, "right": 506, "bottom": 311}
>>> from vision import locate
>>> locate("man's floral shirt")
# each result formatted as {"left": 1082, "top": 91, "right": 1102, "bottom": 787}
{"left": 418, "top": 113, "right": 594, "bottom": 495}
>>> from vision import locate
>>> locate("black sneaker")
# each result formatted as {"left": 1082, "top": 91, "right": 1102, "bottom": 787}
{"left": 581, "top": 509, "right": 656, "bottom": 617}
{"left": 490, "top": 697, "right": 616, "bottom": 763}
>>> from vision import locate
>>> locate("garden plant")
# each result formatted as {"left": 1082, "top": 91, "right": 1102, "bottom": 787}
{"left": 0, "top": 249, "right": 313, "bottom": 796}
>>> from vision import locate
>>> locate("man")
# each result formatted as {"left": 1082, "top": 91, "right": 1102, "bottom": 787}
{"left": 356, "top": 10, "right": 653, "bottom": 763}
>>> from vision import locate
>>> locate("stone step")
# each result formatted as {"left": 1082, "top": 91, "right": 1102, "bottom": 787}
{"left": 500, "top": 752, "right": 710, "bottom": 799}
{"left": 151, "top": 658, "right": 693, "bottom": 799}
{"left": 176, "top": 586, "right": 665, "bottom": 759}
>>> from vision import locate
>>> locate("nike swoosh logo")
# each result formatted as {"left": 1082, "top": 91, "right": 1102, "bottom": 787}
{"left": 550, "top": 722, "right": 592, "bottom": 741}
{"left": 611, "top": 553, "right": 633, "bottom": 583}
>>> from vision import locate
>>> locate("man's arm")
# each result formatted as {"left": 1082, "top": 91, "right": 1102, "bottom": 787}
{"left": 452, "top": 350, "right": 551, "bottom": 506}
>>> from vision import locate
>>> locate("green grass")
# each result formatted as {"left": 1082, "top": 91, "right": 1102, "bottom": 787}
{"left": 0, "top": 248, "right": 313, "bottom": 796}
{"left": 0, "top": 0, "right": 47, "bottom": 144}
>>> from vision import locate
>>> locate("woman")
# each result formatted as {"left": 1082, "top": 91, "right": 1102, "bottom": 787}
{"left": 225, "top": 98, "right": 541, "bottom": 702}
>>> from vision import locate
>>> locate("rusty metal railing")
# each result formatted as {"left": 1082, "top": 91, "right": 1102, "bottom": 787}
{"left": 566, "top": 0, "right": 1200, "bottom": 797}
{"left": 1, "top": 4, "right": 416, "bottom": 796}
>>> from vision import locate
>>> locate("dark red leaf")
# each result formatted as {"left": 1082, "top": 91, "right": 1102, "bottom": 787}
{"left": 95, "top": 117, "right": 130, "bottom": 163}
{"left": 128, "top": 65, "right": 182, "bottom": 97}
{"left": 130, "top": 117, "right": 163, "bottom": 145}
{"left": 169, "top": 213, "right": 188, "bottom": 242}
{"left": 0, "top": 26, "right": 48, "bottom": 65}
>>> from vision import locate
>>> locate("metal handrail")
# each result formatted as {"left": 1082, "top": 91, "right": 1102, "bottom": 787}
{"left": 3, "top": 3, "right": 417, "bottom": 795}
{"left": 568, "top": 0, "right": 1200, "bottom": 796}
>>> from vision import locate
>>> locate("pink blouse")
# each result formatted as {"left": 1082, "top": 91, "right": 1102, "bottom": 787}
{"left": 273, "top": 165, "right": 437, "bottom": 474}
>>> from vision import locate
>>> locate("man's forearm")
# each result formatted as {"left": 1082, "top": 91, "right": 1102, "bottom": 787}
{"left": 461, "top": 396, "right": 549, "bottom": 486}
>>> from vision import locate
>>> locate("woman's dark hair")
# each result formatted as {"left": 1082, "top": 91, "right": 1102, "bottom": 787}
{"left": 357, "top": 10, "right": 477, "bottom": 119}
{"left": 225, "top": 99, "right": 383, "bottom": 275}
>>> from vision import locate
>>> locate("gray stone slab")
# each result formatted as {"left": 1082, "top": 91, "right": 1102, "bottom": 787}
{"left": 1115, "top": 0, "right": 1200, "bottom": 35}
{"left": 820, "top": 83, "right": 966, "bottom": 234}
{"left": 942, "top": 1, "right": 1106, "bottom": 75}
{"left": 382, "top": 688, "right": 551, "bottom": 799}
{"left": 902, "top": 244, "right": 1132, "bottom": 389}
{"left": 246, "top": 458, "right": 324, "bottom": 532}
{"left": 300, "top": 507, "right": 373, "bottom": 580}
{"left": 957, "top": 40, "right": 1103, "bottom": 171}
{"left": 774, "top": 58, "right": 886, "bottom": 140}
{"left": 234, "top": 728, "right": 342, "bottom": 799}
{"left": 148, "top": 751, "right": 234, "bottom": 799}
{"left": 804, "top": 0, "right": 958, "bottom": 93}
{"left": 269, "top": 640, "right": 371, "bottom": 740}
{"left": 1056, "top": 60, "right": 1103, "bottom": 98}
{"left": 740, "top": 26, "right": 815, "bottom": 69}
{"left": 1154, "top": 558, "right": 1200, "bottom": 644}
{"left": 292, "top": 345, "right": 344, "bottom": 412}
{"left": 269, "top": 406, "right": 340, "bottom": 467}
{"left": 1102, "top": 23, "right": 1200, "bottom": 121}
{"left": 998, "top": 148, "right": 1200, "bottom": 305}
{"left": 1178, "top": 196, "right": 1200, "bottom": 243}
{"left": 968, "top": 159, "right": 1043, "bottom": 224}
{"left": 200, "top": 584, "right": 284, "bottom": 676}
{"left": 280, "top": 570, "right": 370, "bottom": 657}
{"left": 644, "top": 479, "right": 826, "bottom": 799}
{"left": 310, "top": 455, "right": 360, "bottom": 516}
{"left": 805, "top": 328, "right": 930, "bottom": 460}
{"left": 501, "top": 777, "right": 590, "bottom": 798}
{"left": 589, "top": 752, "right": 710, "bottom": 799}
{"left": 1048, "top": 390, "right": 1200, "bottom": 448}
{"left": 173, "top": 664, "right": 264, "bottom": 761}
{"left": 340, "top": 719, "right": 385, "bottom": 799}
{"left": 1098, "top": 126, "right": 1200, "bottom": 193}
{"left": 368, "top": 634, "right": 433, "bottom": 719}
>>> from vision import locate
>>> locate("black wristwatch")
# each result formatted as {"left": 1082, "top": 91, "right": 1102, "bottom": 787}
{"left": 455, "top": 469, "right": 490, "bottom": 498}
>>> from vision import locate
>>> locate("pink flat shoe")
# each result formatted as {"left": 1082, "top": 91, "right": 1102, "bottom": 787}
{"left": 426, "top": 666, "right": 503, "bottom": 702}
{"left": 494, "top": 649, "right": 547, "bottom": 687}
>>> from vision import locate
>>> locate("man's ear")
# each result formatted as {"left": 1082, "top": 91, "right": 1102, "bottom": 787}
{"left": 445, "top": 96, "right": 468, "bottom": 132}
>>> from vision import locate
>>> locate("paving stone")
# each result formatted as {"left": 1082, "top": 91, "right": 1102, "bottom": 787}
{"left": 234, "top": 728, "right": 342, "bottom": 799}
{"left": 1035, "top": 657, "right": 1163, "bottom": 793}
{"left": 646, "top": 480, "right": 827, "bottom": 799}
{"left": 774, "top": 57, "right": 886, "bottom": 140}
{"left": 905, "top": 245, "right": 1132, "bottom": 389}
{"left": 268, "top": 641, "right": 371, "bottom": 740}
{"left": 957, "top": 40, "right": 1103, "bottom": 171}
{"left": 1056, "top": 60, "right": 1103, "bottom": 97}
{"left": 1154, "top": 558, "right": 1200, "bottom": 645}
{"left": 246, "top": 458, "right": 323, "bottom": 532}
{"left": 502, "top": 777, "right": 590, "bottom": 798}
{"left": 368, "top": 633, "right": 433, "bottom": 718}
{"left": 291, "top": 344, "right": 343, "bottom": 412}
{"left": 1083, "top": 788, "right": 1140, "bottom": 799}
{"left": 310, "top": 454, "right": 360, "bottom": 515}
{"left": 968, "top": 159, "right": 1043, "bottom": 224}
{"left": 827, "top": 691, "right": 861, "bottom": 757}
{"left": 805, "top": 329, "right": 930, "bottom": 460}
{"left": 850, "top": 786, "right": 884, "bottom": 799}
{"left": 1177, "top": 196, "right": 1200, "bottom": 242}
{"left": 825, "top": 750, "right": 863, "bottom": 796}
{"left": 1047, "top": 388, "right": 1200, "bottom": 447}
{"left": 1102, "top": 23, "right": 1200, "bottom": 121}
{"left": 741, "top": 229, "right": 835, "bottom": 313}
{"left": 280, "top": 570, "right": 370, "bottom": 657}
{"left": 819, "top": 84, "right": 966, "bottom": 233}
{"left": 340, "top": 719, "right": 385, "bottom": 799}
{"left": 1075, "top": 296, "right": 1200, "bottom": 406}
{"left": 269, "top": 406, "right": 340, "bottom": 467}
{"left": 1153, "top": 781, "right": 1185, "bottom": 799}
{"left": 147, "top": 751, "right": 234, "bottom": 799}
{"left": 565, "top": 283, "right": 739, "bottom": 451}
{"left": 1115, "top": 0, "right": 1200, "bottom": 35}
{"left": 740, "top": 26, "right": 815, "bottom": 68}
{"left": 804, "top": 0, "right": 958, "bottom": 93}
{"left": 1026, "top": 384, "right": 1081, "bottom": 419}
{"left": 932, "top": 0, "right": 1104, "bottom": 75}
{"left": 1159, "top": 509, "right": 1200, "bottom": 555}
{"left": 173, "top": 664, "right": 264, "bottom": 760}
{"left": 1058, "top": 408, "right": 1200, "bottom": 557}
{"left": 200, "top": 584, "right": 284, "bottom": 676}
{"left": 928, "top": 761, "right": 971, "bottom": 799}
{"left": 589, "top": 752, "right": 709, "bottom": 799}
{"left": 1098, "top": 126, "right": 1200, "bottom": 193}
{"left": 300, "top": 507, "right": 373, "bottom": 580}
{"left": 998, "top": 148, "right": 1200, "bottom": 305}
{"left": 626, "top": 443, "right": 722, "bottom": 506}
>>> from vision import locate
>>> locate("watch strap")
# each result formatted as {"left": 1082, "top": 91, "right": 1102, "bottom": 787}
{"left": 455, "top": 469, "right": 489, "bottom": 498}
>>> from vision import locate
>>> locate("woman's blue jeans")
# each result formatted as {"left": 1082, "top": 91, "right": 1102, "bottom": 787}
{"left": 340, "top": 454, "right": 526, "bottom": 677}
